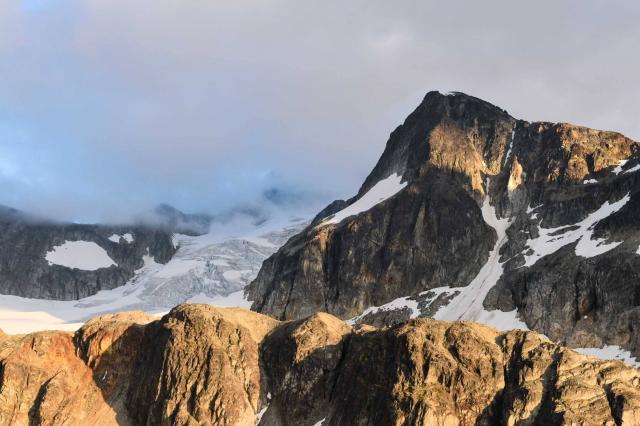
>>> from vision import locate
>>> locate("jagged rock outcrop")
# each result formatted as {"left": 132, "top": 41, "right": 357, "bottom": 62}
{"left": 127, "top": 305, "right": 278, "bottom": 425}
{"left": 248, "top": 92, "right": 514, "bottom": 320}
{"left": 247, "top": 91, "right": 640, "bottom": 358}
{"left": 0, "top": 206, "right": 177, "bottom": 300}
{"left": 1, "top": 306, "right": 639, "bottom": 425}
{"left": 0, "top": 311, "right": 157, "bottom": 425}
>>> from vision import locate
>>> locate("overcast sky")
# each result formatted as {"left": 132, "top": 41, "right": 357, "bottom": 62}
{"left": 1, "top": 0, "right": 638, "bottom": 222}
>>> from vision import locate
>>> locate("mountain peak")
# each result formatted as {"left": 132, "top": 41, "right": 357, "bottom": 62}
{"left": 247, "top": 91, "right": 640, "bottom": 368}
{"left": 420, "top": 90, "right": 509, "bottom": 115}
{"left": 357, "top": 90, "right": 515, "bottom": 198}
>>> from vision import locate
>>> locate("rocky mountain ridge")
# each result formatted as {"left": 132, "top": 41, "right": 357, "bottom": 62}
{"left": 0, "top": 215, "right": 308, "bottom": 334}
{"left": 1, "top": 304, "right": 639, "bottom": 425}
{"left": 247, "top": 91, "right": 640, "bottom": 358}
{"left": 0, "top": 205, "right": 177, "bottom": 300}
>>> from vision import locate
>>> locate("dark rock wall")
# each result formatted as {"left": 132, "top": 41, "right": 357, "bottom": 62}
{"left": 0, "top": 212, "right": 176, "bottom": 299}
{"left": 247, "top": 91, "right": 640, "bottom": 358}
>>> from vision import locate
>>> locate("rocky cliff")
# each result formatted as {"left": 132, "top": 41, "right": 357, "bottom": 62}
{"left": 0, "top": 206, "right": 177, "bottom": 300}
{"left": 246, "top": 91, "right": 640, "bottom": 358}
{"left": 1, "top": 305, "right": 639, "bottom": 425}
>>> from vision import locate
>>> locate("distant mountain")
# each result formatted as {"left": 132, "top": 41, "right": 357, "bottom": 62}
{"left": 248, "top": 91, "right": 640, "bottom": 359}
{"left": 148, "top": 203, "right": 213, "bottom": 236}
{"left": 0, "top": 194, "right": 310, "bottom": 305}
{"left": 0, "top": 204, "right": 176, "bottom": 300}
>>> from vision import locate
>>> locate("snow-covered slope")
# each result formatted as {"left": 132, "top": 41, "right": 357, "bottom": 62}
{"left": 433, "top": 196, "right": 527, "bottom": 330}
{"left": 343, "top": 189, "right": 639, "bottom": 366}
{"left": 0, "top": 216, "right": 307, "bottom": 334}
{"left": 320, "top": 173, "right": 407, "bottom": 225}
{"left": 523, "top": 193, "right": 630, "bottom": 266}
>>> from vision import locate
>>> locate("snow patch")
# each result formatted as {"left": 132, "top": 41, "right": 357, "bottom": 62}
{"left": 255, "top": 392, "right": 272, "bottom": 424}
{"left": 475, "top": 308, "right": 528, "bottom": 331}
{"left": 574, "top": 345, "right": 640, "bottom": 368}
{"left": 624, "top": 164, "right": 640, "bottom": 174}
{"left": 154, "top": 259, "right": 203, "bottom": 278}
{"left": 255, "top": 405, "right": 268, "bottom": 424}
{"left": 313, "top": 419, "right": 326, "bottom": 426}
{"left": 502, "top": 128, "right": 515, "bottom": 167}
{"left": 136, "top": 254, "right": 160, "bottom": 273}
{"left": 347, "top": 286, "right": 454, "bottom": 325}
{"left": 46, "top": 241, "right": 116, "bottom": 271}
{"left": 1, "top": 217, "right": 306, "bottom": 334}
{"left": 434, "top": 197, "right": 517, "bottom": 327}
{"left": 613, "top": 159, "right": 629, "bottom": 175}
{"left": 186, "top": 290, "right": 252, "bottom": 309}
{"left": 0, "top": 309, "right": 84, "bottom": 334}
{"left": 108, "top": 233, "right": 134, "bottom": 243}
{"left": 526, "top": 203, "right": 542, "bottom": 214}
{"left": 223, "top": 269, "right": 251, "bottom": 284}
{"left": 583, "top": 178, "right": 598, "bottom": 185}
{"left": 347, "top": 196, "right": 529, "bottom": 333}
{"left": 322, "top": 173, "right": 407, "bottom": 225}
{"left": 522, "top": 193, "right": 630, "bottom": 266}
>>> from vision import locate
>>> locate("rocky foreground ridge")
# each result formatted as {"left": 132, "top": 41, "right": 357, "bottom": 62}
{"left": 247, "top": 91, "right": 640, "bottom": 358}
{"left": 1, "top": 305, "right": 640, "bottom": 425}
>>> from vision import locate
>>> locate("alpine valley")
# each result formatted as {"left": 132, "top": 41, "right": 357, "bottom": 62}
{"left": 2, "top": 91, "right": 640, "bottom": 425}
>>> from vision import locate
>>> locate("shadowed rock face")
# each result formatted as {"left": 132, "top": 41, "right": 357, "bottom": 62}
{"left": 1, "top": 305, "right": 639, "bottom": 425}
{"left": 0, "top": 207, "right": 176, "bottom": 300}
{"left": 246, "top": 91, "right": 640, "bottom": 357}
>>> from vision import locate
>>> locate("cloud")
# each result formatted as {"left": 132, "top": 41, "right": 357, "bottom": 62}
{"left": 0, "top": 0, "right": 638, "bottom": 221}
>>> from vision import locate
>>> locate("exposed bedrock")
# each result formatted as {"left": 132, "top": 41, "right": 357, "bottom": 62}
{"left": 2, "top": 305, "right": 640, "bottom": 425}
{"left": 0, "top": 207, "right": 177, "bottom": 300}
{"left": 247, "top": 90, "right": 640, "bottom": 359}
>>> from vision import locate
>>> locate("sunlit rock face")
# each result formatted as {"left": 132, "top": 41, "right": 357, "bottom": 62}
{"left": 2, "top": 306, "right": 640, "bottom": 425}
{"left": 247, "top": 91, "right": 640, "bottom": 358}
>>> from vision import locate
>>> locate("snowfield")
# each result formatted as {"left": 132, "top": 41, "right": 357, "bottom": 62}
{"left": 342, "top": 191, "right": 631, "bottom": 333}
{"left": 45, "top": 240, "right": 117, "bottom": 270}
{"left": 433, "top": 196, "right": 525, "bottom": 330}
{"left": 321, "top": 173, "right": 407, "bottom": 225}
{"left": 523, "top": 193, "right": 630, "bottom": 266}
{"left": 575, "top": 345, "right": 639, "bottom": 368}
{"left": 624, "top": 164, "right": 640, "bottom": 174}
{"left": 1, "top": 216, "right": 307, "bottom": 334}
{"left": 2, "top": 197, "right": 638, "bottom": 368}
{"left": 347, "top": 286, "right": 457, "bottom": 325}
{"left": 108, "top": 233, "right": 134, "bottom": 243}
{"left": 346, "top": 191, "right": 636, "bottom": 367}
{"left": 502, "top": 128, "right": 515, "bottom": 167}
{"left": 347, "top": 194, "right": 527, "bottom": 332}
{"left": 613, "top": 159, "right": 630, "bottom": 174}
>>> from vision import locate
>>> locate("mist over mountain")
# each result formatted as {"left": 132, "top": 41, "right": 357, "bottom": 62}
{"left": 2, "top": 1, "right": 640, "bottom": 224}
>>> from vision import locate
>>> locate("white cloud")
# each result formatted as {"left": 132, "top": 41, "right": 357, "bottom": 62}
{"left": 0, "top": 0, "right": 638, "bottom": 220}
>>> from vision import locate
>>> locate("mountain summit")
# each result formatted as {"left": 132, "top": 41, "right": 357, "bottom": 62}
{"left": 248, "top": 91, "right": 640, "bottom": 358}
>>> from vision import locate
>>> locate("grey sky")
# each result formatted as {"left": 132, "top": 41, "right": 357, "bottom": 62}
{"left": 1, "top": 0, "right": 638, "bottom": 222}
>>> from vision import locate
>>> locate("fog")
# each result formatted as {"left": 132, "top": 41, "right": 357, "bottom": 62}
{"left": 1, "top": 0, "right": 638, "bottom": 222}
